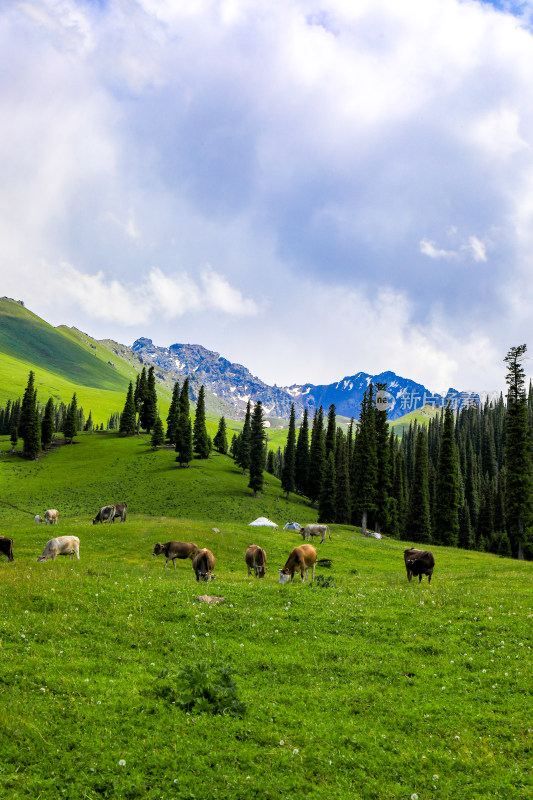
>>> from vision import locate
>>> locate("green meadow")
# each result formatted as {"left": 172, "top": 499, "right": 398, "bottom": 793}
{"left": 0, "top": 433, "right": 532, "bottom": 799}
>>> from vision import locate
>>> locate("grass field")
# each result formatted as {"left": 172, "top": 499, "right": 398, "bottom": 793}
{"left": 0, "top": 433, "right": 532, "bottom": 799}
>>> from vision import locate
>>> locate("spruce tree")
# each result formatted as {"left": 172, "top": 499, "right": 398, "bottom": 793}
{"left": 325, "top": 403, "right": 336, "bottom": 459}
{"left": 166, "top": 381, "right": 180, "bottom": 443}
{"left": 335, "top": 439, "right": 351, "bottom": 524}
{"left": 503, "top": 345, "right": 533, "bottom": 557}
{"left": 175, "top": 379, "right": 193, "bottom": 467}
{"left": 266, "top": 449, "right": 275, "bottom": 475}
{"left": 151, "top": 414, "right": 165, "bottom": 449}
{"left": 281, "top": 404, "right": 297, "bottom": 500}
{"left": 295, "top": 409, "right": 310, "bottom": 495}
{"left": 63, "top": 393, "right": 78, "bottom": 443}
{"left": 213, "top": 416, "right": 228, "bottom": 454}
{"left": 41, "top": 397, "right": 55, "bottom": 448}
{"left": 235, "top": 401, "right": 252, "bottom": 474}
{"left": 119, "top": 382, "right": 137, "bottom": 435}
{"left": 351, "top": 385, "right": 378, "bottom": 528}
{"left": 374, "top": 382, "right": 392, "bottom": 533}
{"left": 458, "top": 502, "right": 473, "bottom": 549}
{"left": 318, "top": 450, "right": 336, "bottom": 523}
{"left": 140, "top": 366, "right": 157, "bottom": 433}
{"left": 193, "top": 385, "right": 210, "bottom": 458}
{"left": 248, "top": 401, "right": 265, "bottom": 497}
{"left": 434, "top": 404, "right": 460, "bottom": 546}
{"left": 404, "top": 429, "right": 431, "bottom": 543}
{"left": 10, "top": 425, "right": 18, "bottom": 451}
{"left": 24, "top": 396, "right": 41, "bottom": 460}
{"left": 308, "top": 407, "right": 325, "bottom": 505}
{"left": 18, "top": 371, "right": 36, "bottom": 448}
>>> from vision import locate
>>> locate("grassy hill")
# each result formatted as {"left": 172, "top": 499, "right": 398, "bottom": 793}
{"left": 0, "top": 433, "right": 532, "bottom": 799}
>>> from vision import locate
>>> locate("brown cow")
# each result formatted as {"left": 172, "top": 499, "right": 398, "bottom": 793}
{"left": 0, "top": 536, "right": 14, "bottom": 562}
{"left": 404, "top": 548, "right": 435, "bottom": 584}
{"left": 153, "top": 541, "right": 199, "bottom": 568}
{"left": 192, "top": 548, "right": 215, "bottom": 581}
{"left": 279, "top": 544, "right": 317, "bottom": 584}
{"left": 245, "top": 544, "right": 267, "bottom": 578}
{"left": 44, "top": 509, "right": 59, "bottom": 525}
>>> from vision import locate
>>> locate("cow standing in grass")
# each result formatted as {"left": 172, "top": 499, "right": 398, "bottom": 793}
{"left": 37, "top": 536, "right": 80, "bottom": 562}
{"left": 192, "top": 549, "right": 215, "bottom": 581}
{"left": 0, "top": 536, "right": 14, "bottom": 562}
{"left": 404, "top": 548, "right": 435, "bottom": 584}
{"left": 299, "top": 524, "right": 331, "bottom": 543}
{"left": 245, "top": 545, "right": 267, "bottom": 578}
{"left": 153, "top": 541, "right": 199, "bottom": 568}
{"left": 279, "top": 544, "right": 317, "bottom": 584}
{"left": 44, "top": 509, "right": 59, "bottom": 525}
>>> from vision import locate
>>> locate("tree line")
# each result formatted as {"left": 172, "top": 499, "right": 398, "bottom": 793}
{"left": 266, "top": 346, "right": 533, "bottom": 559}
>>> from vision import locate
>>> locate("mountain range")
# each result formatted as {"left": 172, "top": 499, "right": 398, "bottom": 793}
{"left": 131, "top": 337, "right": 475, "bottom": 421}
{"left": 0, "top": 296, "right": 478, "bottom": 422}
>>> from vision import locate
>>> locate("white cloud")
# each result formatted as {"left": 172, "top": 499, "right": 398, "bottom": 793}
{"left": 53, "top": 262, "right": 258, "bottom": 325}
{"left": 1, "top": 0, "right": 533, "bottom": 395}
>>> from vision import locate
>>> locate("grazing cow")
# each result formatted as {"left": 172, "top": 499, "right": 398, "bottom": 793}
{"left": 192, "top": 548, "right": 215, "bottom": 582}
{"left": 279, "top": 544, "right": 317, "bottom": 584}
{"left": 37, "top": 536, "right": 80, "bottom": 562}
{"left": 112, "top": 502, "right": 127, "bottom": 523}
{"left": 93, "top": 505, "right": 115, "bottom": 524}
{"left": 404, "top": 548, "right": 435, "bottom": 584}
{"left": 34, "top": 515, "right": 43, "bottom": 524}
{"left": 299, "top": 524, "right": 331, "bottom": 544}
{"left": 245, "top": 544, "right": 267, "bottom": 578}
{"left": 44, "top": 509, "right": 59, "bottom": 525}
{"left": 153, "top": 541, "right": 199, "bottom": 568}
{"left": 0, "top": 536, "right": 14, "bottom": 562}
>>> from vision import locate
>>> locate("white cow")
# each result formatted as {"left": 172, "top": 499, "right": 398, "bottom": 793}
{"left": 299, "top": 524, "right": 331, "bottom": 544}
{"left": 34, "top": 515, "right": 43, "bottom": 524}
{"left": 37, "top": 536, "right": 80, "bottom": 562}
{"left": 44, "top": 509, "right": 59, "bottom": 525}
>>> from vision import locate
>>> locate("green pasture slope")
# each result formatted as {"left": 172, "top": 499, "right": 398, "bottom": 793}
{"left": 0, "top": 434, "right": 532, "bottom": 799}
{"left": 0, "top": 298, "right": 172, "bottom": 424}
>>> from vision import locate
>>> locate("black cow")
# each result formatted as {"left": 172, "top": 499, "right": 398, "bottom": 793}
{"left": 404, "top": 548, "right": 435, "bottom": 584}
{"left": 0, "top": 536, "right": 14, "bottom": 562}
{"left": 93, "top": 505, "right": 115, "bottom": 524}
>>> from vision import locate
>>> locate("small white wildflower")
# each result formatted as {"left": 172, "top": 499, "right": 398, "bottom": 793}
{"left": 240, "top": 643, "right": 244, "bottom": 647}
{"left": 21, "top": 634, "right": 25, "bottom": 639}
{"left": 205, "top": 633, "right": 209, "bottom": 637}
{"left": 411, "top": 794, "right": 419, "bottom": 800}
{"left": 433, "top": 774, "right": 439, "bottom": 780}
{"left": 40, "top": 687, "right": 46, "bottom": 692}
{"left": 279, "top": 740, "right": 284, "bottom": 746}
{"left": 293, "top": 748, "right": 299, "bottom": 755}
{"left": 97, "top": 701, "right": 101, "bottom": 705}
{"left": 482, "top": 669, "right": 486, "bottom": 673}
{"left": 455, "top": 735, "right": 460, "bottom": 740}
{"left": 174, "top": 779, "right": 179, "bottom": 784}
{"left": 119, "top": 759, "right": 126, "bottom": 767}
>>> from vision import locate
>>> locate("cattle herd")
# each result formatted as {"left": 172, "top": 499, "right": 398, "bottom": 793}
{"left": 1, "top": 505, "right": 436, "bottom": 585}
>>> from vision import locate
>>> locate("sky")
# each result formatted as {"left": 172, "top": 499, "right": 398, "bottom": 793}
{"left": 2, "top": 0, "right": 533, "bottom": 394}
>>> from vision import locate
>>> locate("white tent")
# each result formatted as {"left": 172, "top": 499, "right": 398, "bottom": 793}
{"left": 283, "top": 522, "right": 302, "bottom": 530}
{"left": 249, "top": 517, "right": 278, "bottom": 528}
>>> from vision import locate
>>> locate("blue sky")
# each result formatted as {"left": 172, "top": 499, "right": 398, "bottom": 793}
{"left": 2, "top": 0, "right": 533, "bottom": 393}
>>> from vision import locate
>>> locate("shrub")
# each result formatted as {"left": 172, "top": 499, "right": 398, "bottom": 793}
{"left": 154, "top": 663, "right": 246, "bottom": 718}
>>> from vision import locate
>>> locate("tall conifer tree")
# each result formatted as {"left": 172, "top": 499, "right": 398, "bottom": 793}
{"left": 236, "top": 401, "right": 252, "bottom": 474}
{"left": 175, "top": 379, "right": 193, "bottom": 467}
{"left": 41, "top": 397, "right": 55, "bottom": 448}
{"left": 248, "top": 401, "right": 265, "bottom": 497}
{"left": 504, "top": 345, "right": 533, "bottom": 556}
{"left": 119, "top": 382, "right": 137, "bottom": 435}
{"left": 193, "top": 385, "right": 210, "bottom": 458}
{"left": 318, "top": 451, "right": 336, "bottom": 523}
{"left": 295, "top": 409, "right": 310, "bottom": 495}
{"left": 404, "top": 429, "right": 431, "bottom": 543}
{"left": 325, "top": 404, "right": 336, "bottom": 459}
{"left": 434, "top": 404, "right": 460, "bottom": 545}
{"left": 213, "top": 416, "right": 228, "bottom": 454}
{"left": 140, "top": 366, "right": 157, "bottom": 432}
{"left": 18, "top": 371, "right": 36, "bottom": 448}
{"left": 166, "top": 381, "right": 180, "bottom": 443}
{"left": 281, "top": 404, "right": 297, "bottom": 500}
{"left": 63, "top": 393, "right": 78, "bottom": 444}
{"left": 308, "top": 407, "right": 325, "bottom": 505}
